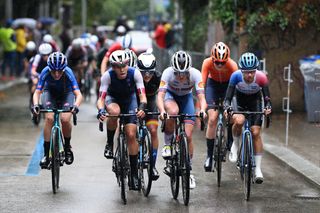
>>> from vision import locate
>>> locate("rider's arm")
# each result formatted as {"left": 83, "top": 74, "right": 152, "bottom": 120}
{"left": 223, "top": 71, "right": 238, "bottom": 108}
{"left": 201, "top": 58, "right": 210, "bottom": 86}
{"left": 97, "top": 72, "right": 111, "bottom": 110}
{"left": 31, "top": 54, "right": 41, "bottom": 77}
{"left": 100, "top": 56, "right": 108, "bottom": 75}
{"left": 157, "top": 90, "right": 166, "bottom": 114}
{"left": 134, "top": 69, "right": 147, "bottom": 105}
{"left": 73, "top": 89, "right": 83, "bottom": 107}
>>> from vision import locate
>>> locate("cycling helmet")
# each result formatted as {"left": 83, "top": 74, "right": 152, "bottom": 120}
{"left": 26, "top": 41, "right": 36, "bottom": 51}
{"left": 71, "top": 38, "right": 83, "bottom": 49}
{"left": 39, "top": 43, "right": 53, "bottom": 55}
{"left": 47, "top": 52, "right": 68, "bottom": 71}
{"left": 126, "top": 50, "right": 137, "bottom": 67}
{"left": 137, "top": 52, "right": 156, "bottom": 71}
{"left": 238, "top": 52, "right": 260, "bottom": 71}
{"left": 109, "top": 50, "right": 129, "bottom": 67}
{"left": 121, "top": 34, "right": 132, "bottom": 49}
{"left": 90, "top": 35, "right": 99, "bottom": 45}
{"left": 171, "top": 50, "right": 192, "bottom": 72}
{"left": 43, "top": 34, "right": 53, "bottom": 43}
{"left": 116, "top": 25, "right": 126, "bottom": 34}
{"left": 211, "top": 42, "right": 230, "bottom": 62}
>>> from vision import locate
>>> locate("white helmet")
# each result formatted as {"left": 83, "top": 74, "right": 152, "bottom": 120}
{"left": 38, "top": 43, "right": 53, "bottom": 55}
{"left": 171, "top": 50, "right": 192, "bottom": 72}
{"left": 116, "top": 25, "right": 126, "bottom": 34}
{"left": 26, "top": 41, "right": 36, "bottom": 51}
{"left": 43, "top": 34, "right": 53, "bottom": 43}
{"left": 121, "top": 34, "right": 132, "bottom": 49}
{"left": 90, "top": 35, "right": 99, "bottom": 45}
{"left": 72, "top": 38, "right": 82, "bottom": 49}
{"left": 137, "top": 52, "right": 156, "bottom": 71}
{"left": 109, "top": 50, "right": 130, "bottom": 67}
{"left": 125, "top": 50, "right": 137, "bottom": 67}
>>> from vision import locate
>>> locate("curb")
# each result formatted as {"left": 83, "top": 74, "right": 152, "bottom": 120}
{"left": 264, "top": 138, "right": 320, "bottom": 189}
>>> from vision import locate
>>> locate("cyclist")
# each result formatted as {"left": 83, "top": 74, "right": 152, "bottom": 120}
{"left": 29, "top": 43, "right": 53, "bottom": 107}
{"left": 224, "top": 52, "right": 272, "bottom": 184}
{"left": 42, "top": 34, "right": 60, "bottom": 52}
{"left": 201, "top": 42, "right": 238, "bottom": 172}
{"left": 32, "top": 52, "right": 83, "bottom": 169}
{"left": 100, "top": 34, "right": 136, "bottom": 75}
{"left": 157, "top": 50, "right": 207, "bottom": 189}
{"left": 136, "top": 51, "right": 161, "bottom": 180}
{"left": 97, "top": 50, "right": 147, "bottom": 190}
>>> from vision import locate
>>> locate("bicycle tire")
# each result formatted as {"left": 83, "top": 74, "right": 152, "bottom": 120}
{"left": 170, "top": 138, "right": 179, "bottom": 199}
{"left": 216, "top": 124, "right": 223, "bottom": 187}
{"left": 141, "top": 129, "right": 153, "bottom": 197}
{"left": 180, "top": 133, "right": 190, "bottom": 206}
{"left": 243, "top": 132, "right": 252, "bottom": 201}
{"left": 51, "top": 128, "right": 60, "bottom": 194}
{"left": 119, "top": 134, "right": 127, "bottom": 204}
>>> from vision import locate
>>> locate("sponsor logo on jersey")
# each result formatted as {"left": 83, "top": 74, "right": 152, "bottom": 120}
{"left": 160, "top": 80, "right": 166, "bottom": 87}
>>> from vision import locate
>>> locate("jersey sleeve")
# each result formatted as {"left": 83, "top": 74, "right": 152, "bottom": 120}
{"left": 99, "top": 71, "right": 111, "bottom": 93}
{"left": 229, "top": 70, "right": 242, "bottom": 86}
{"left": 31, "top": 54, "right": 41, "bottom": 68}
{"left": 158, "top": 68, "right": 170, "bottom": 93}
{"left": 65, "top": 67, "right": 80, "bottom": 91}
{"left": 36, "top": 67, "right": 50, "bottom": 91}
{"left": 201, "top": 58, "right": 210, "bottom": 85}
{"left": 192, "top": 68, "right": 205, "bottom": 95}
{"left": 134, "top": 69, "right": 145, "bottom": 94}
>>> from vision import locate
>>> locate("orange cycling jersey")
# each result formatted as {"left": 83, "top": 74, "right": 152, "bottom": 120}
{"left": 201, "top": 57, "right": 238, "bottom": 84}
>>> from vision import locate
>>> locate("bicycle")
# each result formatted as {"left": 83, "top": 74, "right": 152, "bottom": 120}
{"left": 162, "top": 113, "right": 204, "bottom": 206}
{"left": 137, "top": 111, "right": 160, "bottom": 197}
{"left": 212, "top": 100, "right": 232, "bottom": 187}
{"left": 39, "top": 107, "right": 77, "bottom": 194}
{"left": 99, "top": 113, "right": 136, "bottom": 205}
{"left": 229, "top": 110, "right": 269, "bottom": 201}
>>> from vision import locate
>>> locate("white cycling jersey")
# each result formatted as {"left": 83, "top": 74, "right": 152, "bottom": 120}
{"left": 159, "top": 67, "right": 204, "bottom": 96}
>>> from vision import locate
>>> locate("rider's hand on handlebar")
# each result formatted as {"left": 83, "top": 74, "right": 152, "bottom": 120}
{"left": 197, "top": 110, "right": 207, "bottom": 120}
{"left": 224, "top": 106, "right": 233, "bottom": 117}
{"left": 32, "top": 104, "right": 40, "bottom": 115}
{"left": 97, "top": 109, "right": 107, "bottom": 122}
{"left": 264, "top": 106, "right": 272, "bottom": 115}
{"left": 71, "top": 105, "right": 79, "bottom": 114}
{"left": 159, "top": 111, "right": 167, "bottom": 121}
{"left": 136, "top": 103, "right": 146, "bottom": 118}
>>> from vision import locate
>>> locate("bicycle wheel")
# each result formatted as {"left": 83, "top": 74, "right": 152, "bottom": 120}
{"left": 180, "top": 133, "right": 190, "bottom": 206}
{"left": 140, "top": 129, "right": 153, "bottom": 196}
{"left": 243, "top": 132, "right": 252, "bottom": 201}
{"left": 216, "top": 124, "right": 223, "bottom": 187}
{"left": 51, "top": 128, "right": 60, "bottom": 194}
{"left": 119, "top": 134, "right": 127, "bottom": 204}
{"left": 170, "top": 139, "right": 179, "bottom": 199}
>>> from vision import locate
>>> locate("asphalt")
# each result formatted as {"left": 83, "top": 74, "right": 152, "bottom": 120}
{"left": 1, "top": 78, "right": 319, "bottom": 189}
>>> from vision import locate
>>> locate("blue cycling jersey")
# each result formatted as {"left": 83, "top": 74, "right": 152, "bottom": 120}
{"left": 36, "top": 66, "right": 79, "bottom": 93}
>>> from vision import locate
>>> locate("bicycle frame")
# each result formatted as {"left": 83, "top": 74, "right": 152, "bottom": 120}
{"left": 239, "top": 119, "right": 255, "bottom": 171}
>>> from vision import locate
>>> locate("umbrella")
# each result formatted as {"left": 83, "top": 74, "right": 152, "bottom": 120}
{"left": 39, "top": 17, "right": 56, "bottom": 25}
{"left": 12, "top": 18, "right": 36, "bottom": 29}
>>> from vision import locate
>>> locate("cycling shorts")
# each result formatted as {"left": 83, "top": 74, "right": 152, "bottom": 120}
{"left": 205, "top": 78, "right": 229, "bottom": 110}
{"left": 41, "top": 90, "right": 75, "bottom": 109}
{"left": 164, "top": 90, "right": 195, "bottom": 124}
{"left": 146, "top": 95, "right": 158, "bottom": 126}
{"left": 106, "top": 93, "right": 138, "bottom": 124}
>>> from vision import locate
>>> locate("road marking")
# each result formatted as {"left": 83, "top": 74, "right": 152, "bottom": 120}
{"left": 25, "top": 131, "right": 44, "bottom": 176}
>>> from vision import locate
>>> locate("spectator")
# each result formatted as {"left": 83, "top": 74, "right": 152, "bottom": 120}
{"left": 59, "top": 23, "right": 72, "bottom": 53}
{"left": 152, "top": 21, "right": 166, "bottom": 49}
{"left": 15, "top": 24, "right": 27, "bottom": 77}
{"left": 0, "top": 20, "right": 17, "bottom": 80}
{"left": 164, "top": 22, "right": 174, "bottom": 49}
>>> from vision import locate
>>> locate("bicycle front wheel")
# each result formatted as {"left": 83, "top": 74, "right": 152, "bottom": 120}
{"left": 216, "top": 124, "right": 223, "bottom": 187}
{"left": 170, "top": 139, "right": 179, "bottom": 199}
{"left": 180, "top": 133, "right": 190, "bottom": 206}
{"left": 140, "top": 129, "right": 153, "bottom": 197}
{"left": 119, "top": 134, "right": 127, "bottom": 204}
{"left": 51, "top": 128, "right": 60, "bottom": 194}
{"left": 243, "top": 132, "right": 252, "bottom": 201}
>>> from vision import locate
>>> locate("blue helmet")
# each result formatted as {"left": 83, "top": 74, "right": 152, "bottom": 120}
{"left": 47, "top": 52, "right": 68, "bottom": 71}
{"left": 238, "top": 52, "right": 259, "bottom": 71}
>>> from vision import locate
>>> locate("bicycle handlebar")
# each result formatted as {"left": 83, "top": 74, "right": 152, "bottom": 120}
{"left": 160, "top": 113, "right": 205, "bottom": 132}
{"left": 228, "top": 111, "right": 271, "bottom": 128}
{"left": 39, "top": 108, "right": 77, "bottom": 126}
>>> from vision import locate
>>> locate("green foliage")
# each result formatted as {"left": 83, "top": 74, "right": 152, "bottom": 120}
{"left": 211, "top": 0, "right": 235, "bottom": 33}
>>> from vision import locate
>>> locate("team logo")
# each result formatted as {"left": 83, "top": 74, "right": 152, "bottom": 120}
{"left": 160, "top": 80, "right": 166, "bottom": 87}
{"left": 198, "top": 82, "right": 205, "bottom": 88}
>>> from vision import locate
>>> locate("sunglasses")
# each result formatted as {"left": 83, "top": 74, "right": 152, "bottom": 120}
{"left": 214, "top": 61, "right": 226, "bottom": 66}
{"left": 174, "top": 71, "right": 189, "bottom": 76}
{"left": 141, "top": 70, "right": 155, "bottom": 76}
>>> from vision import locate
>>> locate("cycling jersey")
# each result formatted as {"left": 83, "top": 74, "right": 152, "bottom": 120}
{"left": 159, "top": 67, "right": 204, "bottom": 96}
{"left": 145, "top": 72, "right": 161, "bottom": 97}
{"left": 224, "top": 70, "right": 271, "bottom": 126}
{"left": 32, "top": 54, "right": 48, "bottom": 74}
{"left": 65, "top": 46, "right": 88, "bottom": 67}
{"left": 99, "top": 67, "right": 145, "bottom": 100}
{"left": 36, "top": 66, "right": 79, "bottom": 94}
{"left": 201, "top": 58, "right": 238, "bottom": 84}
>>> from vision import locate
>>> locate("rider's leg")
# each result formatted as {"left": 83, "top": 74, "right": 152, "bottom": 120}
{"left": 252, "top": 126, "right": 264, "bottom": 183}
{"left": 204, "top": 109, "right": 218, "bottom": 171}
{"left": 229, "top": 114, "right": 245, "bottom": 162}
{"left": 126, "top": 124, "right": 139, "bottom": 190}
{"left": 147, "top": 120, "right": 160, "bottom": 180}
{"left": 104, "top": 102, "right": 120, "bottom": 158}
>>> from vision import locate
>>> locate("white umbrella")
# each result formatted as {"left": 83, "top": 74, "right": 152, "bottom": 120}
{"left": 12, "top": 18, "right": 37, "bottom": 29}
